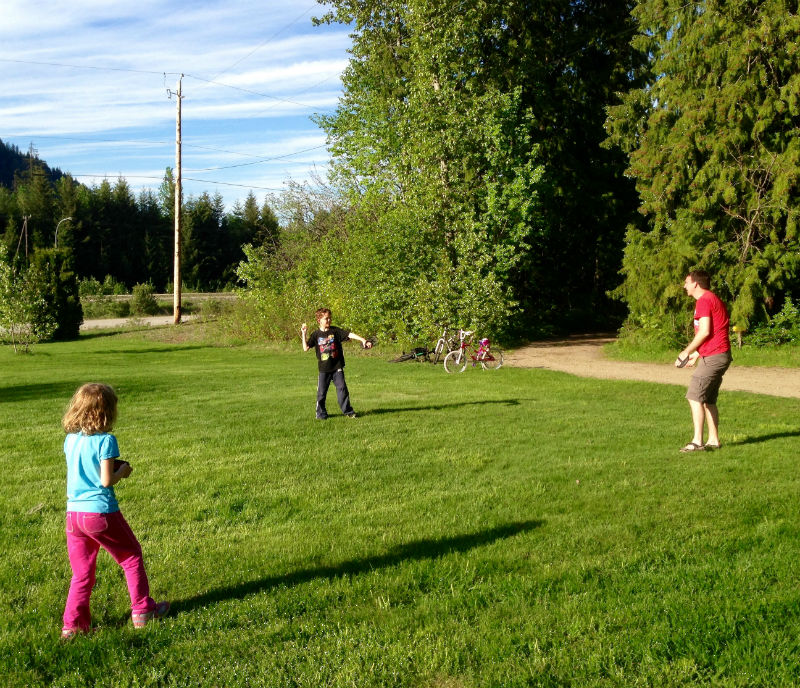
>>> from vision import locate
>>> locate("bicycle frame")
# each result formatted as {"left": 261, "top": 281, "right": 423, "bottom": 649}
{"left": 432, "top": 324, "right": 458, "bottom": 364}
{"left": 443, "top": 330, "right": 503, "bottom": 372}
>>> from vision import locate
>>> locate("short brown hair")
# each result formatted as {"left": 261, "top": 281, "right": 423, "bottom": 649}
{"left": 315, "top": 308, "right": 331, "bottom": 321}
{"left": 62, "top": 383, "right": 118, "bottom": 435}
{"left": 688, "top": 270, "right": 711, "bottom": 290}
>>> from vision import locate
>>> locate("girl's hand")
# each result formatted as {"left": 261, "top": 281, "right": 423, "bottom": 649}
{"left": 117, "top": 462, "right": 133, "bottom": 479}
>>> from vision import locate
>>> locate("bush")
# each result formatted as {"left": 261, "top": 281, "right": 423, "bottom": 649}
{"left": 79, "top": 275, "right": 127, "bottom": 297}
{"left": 130, "top": 283, "right": 160, "bottom": 316}
{"left": 747, "top": 297, "right": 800, "bottom": 346}
{"left": 78, "top": 277, "right": 103, "bottom": 297}
{"left": 80, "top": 298, "right": 129, "bottom": 319}
{"left": 0, "top": 247, "right": 61, "bottom": 351}
{"left": 28, "top": 249, "right": 83, "bottom": 340}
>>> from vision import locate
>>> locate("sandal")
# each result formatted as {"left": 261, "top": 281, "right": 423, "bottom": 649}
{"left": 132, "top": 601, "right": 170, "bottom": 629}
{"left": 679, "top": 442, "right": 705, "bottom": 452}
{"left": 704, "top": 443, "right": 721, "bottom": 450}
{"left": 60, "top": 628, "right": 85, "bottom": 641}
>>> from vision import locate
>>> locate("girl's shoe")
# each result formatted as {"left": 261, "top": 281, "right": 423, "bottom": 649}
{"left": 60, "top": 628, "right": 85, "bottom": 641}
{"left": 132, "top": 601, "right": 170, "bottom": 629}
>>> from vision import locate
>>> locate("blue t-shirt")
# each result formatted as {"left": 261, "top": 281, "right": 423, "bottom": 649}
{"left": 65, "top": 432, "right": 121, "bottom": 513}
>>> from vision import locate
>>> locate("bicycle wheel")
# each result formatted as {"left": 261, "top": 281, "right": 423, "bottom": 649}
{"left": 432, "top": 339, "right": 445, "bottom": 365}
{"left": 480, "top": 350, "right": 504, "bottom": 370}
{"left": 444, "top": 350, "right": 468, "bottom": 373}
{"left": 390, "top": 352, "right": 416, "bottom": 363}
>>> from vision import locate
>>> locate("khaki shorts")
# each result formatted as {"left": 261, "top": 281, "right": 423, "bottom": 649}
{"left": 686, "top": 351, "right": 732, "bottom": 404}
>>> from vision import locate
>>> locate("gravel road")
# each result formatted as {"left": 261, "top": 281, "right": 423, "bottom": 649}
{"left": 506, "top": 334, "right": 800, "bottom": 399}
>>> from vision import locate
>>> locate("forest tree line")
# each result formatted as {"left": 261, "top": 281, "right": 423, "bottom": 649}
{"left": 3, "top": 0, "right": 799, "bottom": 347}
{"left": 0, "top": 145, "right": 279, "bottom": 293}
{"left": 239, "top": 0, "right": 799, "bottom": 346}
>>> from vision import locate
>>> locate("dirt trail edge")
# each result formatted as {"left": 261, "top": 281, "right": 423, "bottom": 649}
{"left": 506, "top": 334, "right": 800, "bottom": 399}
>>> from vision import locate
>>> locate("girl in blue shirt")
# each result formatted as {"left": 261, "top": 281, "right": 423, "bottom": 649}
{"left": 61, "top": 383, "right": 168, "bottom": 639}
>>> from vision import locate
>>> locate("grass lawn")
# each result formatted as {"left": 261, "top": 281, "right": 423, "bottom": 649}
{"left": 2, "top": 326, "right": 799, "bottom": 687}
{"left": 605, "top": 339, "right": 800, "bottom": 368}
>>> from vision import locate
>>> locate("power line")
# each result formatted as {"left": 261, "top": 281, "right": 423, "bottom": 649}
{"left": 184, "top": 144, "right": 328, "bottom": 172}
{"left": 0, "top": 57, "right": 176, "bottom": 76}
{"left": 69, "top": 173, "right": 289, "bottom": 192}
{"left": 183, "top": 73, "right": 335, "bottom": 112}
{"left": 3, "top": 133, "right": 324, "bottom": 161}
{"left": 202, "top": 4, "right": 319, "bottom": 85}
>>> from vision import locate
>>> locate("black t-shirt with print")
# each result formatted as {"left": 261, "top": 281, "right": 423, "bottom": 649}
{"left": 306, "top": 327, "right": 351, "bottom": 373}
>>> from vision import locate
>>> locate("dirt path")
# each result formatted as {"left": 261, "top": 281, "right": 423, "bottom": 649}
{"left": 80, "top": 315, "right": 198, "bottom": 330}
{"left": 506, "top": 334, "right": 800, "bottom": 399}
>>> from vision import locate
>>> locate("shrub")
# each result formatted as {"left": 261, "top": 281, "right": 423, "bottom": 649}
{"left": 78, "top": 277, "right": 103, "bottom": 297}
{"left": 747, "top": 297, "right": 800, "bottom": 346}
{"left": 130, "top": 283, "right": 160, "bottom": 316}
{"left": 0, "top": 247, "right": 58, "bottom": 352}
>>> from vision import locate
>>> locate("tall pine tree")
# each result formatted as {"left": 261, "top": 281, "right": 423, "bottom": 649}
{"left": 606, "top": 0, "right": 800, "bottom": 339}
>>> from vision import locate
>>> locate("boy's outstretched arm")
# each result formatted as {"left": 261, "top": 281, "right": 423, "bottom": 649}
{"left": 300, "top": 323, "right": 310, "bottom": 351}
{"left": 349, "top": 332, "right": 373, "bottom": 349}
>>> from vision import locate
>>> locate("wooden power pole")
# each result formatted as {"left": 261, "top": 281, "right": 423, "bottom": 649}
{"left": 173, "top": 75, "right": 183, "bottom": 324}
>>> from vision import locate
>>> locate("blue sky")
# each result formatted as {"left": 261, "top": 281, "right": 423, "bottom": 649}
{"left": 0, "top": 0, "right": 351, "bottom": 210}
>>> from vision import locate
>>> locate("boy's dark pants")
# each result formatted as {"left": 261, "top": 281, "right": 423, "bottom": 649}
{"left": 317, "top": 369, "right": 353, "bottom": 418}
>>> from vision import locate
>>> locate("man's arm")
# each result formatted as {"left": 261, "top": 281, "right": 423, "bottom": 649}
{"left": 676, "top": 316, "right": 711, "bottom": 366}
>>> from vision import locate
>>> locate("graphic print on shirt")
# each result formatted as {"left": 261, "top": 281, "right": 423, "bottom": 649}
{"left": 317, "top": 334, "right": 338, "bottom": 362}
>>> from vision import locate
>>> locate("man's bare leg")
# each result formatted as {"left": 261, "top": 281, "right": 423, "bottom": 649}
{"left": 704, "top": 403, "right": 720, "bottom": 447}
{"left": 688, "top": 399, "right": 706, "bottom": 446}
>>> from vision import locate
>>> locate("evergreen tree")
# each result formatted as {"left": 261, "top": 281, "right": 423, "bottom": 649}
{"left": 606, "top": 0, "right": 800, "bottom": 339}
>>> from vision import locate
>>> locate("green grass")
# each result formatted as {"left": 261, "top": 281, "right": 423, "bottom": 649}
{"left": 2, "top": 326, "right": 800, "bottom": 687}
{"left": 605, "top": 339, "right": 800, "bottom": 368}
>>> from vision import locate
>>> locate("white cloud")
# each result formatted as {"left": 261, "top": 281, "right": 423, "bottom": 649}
{"left": 0, "top": 0, "right": 349, "bottom": 208}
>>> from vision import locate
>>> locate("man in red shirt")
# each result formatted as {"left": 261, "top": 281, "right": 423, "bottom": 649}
{"left": 675, "top": 270, "right": 732, "bottom": 452}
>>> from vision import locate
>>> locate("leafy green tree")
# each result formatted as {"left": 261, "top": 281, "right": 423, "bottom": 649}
{"left": 0, "top": 245, "right": 57, "bottom": 352}
{"left": 606, "top": 0, "right": 800, "bottom": 341}
{"left": 309, "top": 0, "right": 641, "bottom": 340}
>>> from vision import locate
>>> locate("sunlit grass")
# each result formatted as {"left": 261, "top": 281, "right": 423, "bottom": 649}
{"left": 2, "top": 328, "right": 799, "bottom": 687}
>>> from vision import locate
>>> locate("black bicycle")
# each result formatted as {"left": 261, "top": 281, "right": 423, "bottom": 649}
{"left": 389, "top": 347, "right": 432, "bottom": 363}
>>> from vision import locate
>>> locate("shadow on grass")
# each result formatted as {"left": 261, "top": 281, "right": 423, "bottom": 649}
{"left": 78, "top": 330, "right": 123, "bottom": 341}
{"left": 728, "top": 430, "right": 800, "bottom": 446}
{"left": 362, "top": 399, "right": 527, "bottom": 415}
{"left": 174, "top": 520, "right": 543, "bottom": 615}
{"left": 0, "top": 381, "right": 84, "bottom": 404}
{"left": 91, "top": 345, "right": 211, "bottom": 355}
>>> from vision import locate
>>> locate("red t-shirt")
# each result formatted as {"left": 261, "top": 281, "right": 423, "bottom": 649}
{"left": 694, "top": 291, "right": 730, "bottom": 356}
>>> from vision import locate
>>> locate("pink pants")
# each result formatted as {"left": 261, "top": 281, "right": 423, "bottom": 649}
{"left": 63, "top": 510, "right": 155, "bottom": 632}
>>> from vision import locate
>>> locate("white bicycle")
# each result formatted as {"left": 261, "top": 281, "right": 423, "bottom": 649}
{"left": 443, "top": 330, "right": 504, "bottom": 373}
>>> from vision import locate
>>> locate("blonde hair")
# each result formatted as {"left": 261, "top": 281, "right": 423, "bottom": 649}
{"left": 62, "top": 383, "right": 118, "bottom": 435}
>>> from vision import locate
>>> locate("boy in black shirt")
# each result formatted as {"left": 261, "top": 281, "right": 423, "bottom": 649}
{"left": 301, "top": 308, "right": 372, "bottom": 419}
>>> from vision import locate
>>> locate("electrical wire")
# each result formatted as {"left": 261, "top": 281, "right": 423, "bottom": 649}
{"left": 184, "top": 144, "right": 328, "bottom": 172}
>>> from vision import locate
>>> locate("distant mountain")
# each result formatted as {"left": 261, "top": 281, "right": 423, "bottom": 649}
{"left": 0, "top": 138, "right": 65, "bottom": 189}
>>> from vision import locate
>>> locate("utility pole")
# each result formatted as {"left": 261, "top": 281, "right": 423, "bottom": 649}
{"left": 172, "top": 75, "right": 183, "bottom": 324}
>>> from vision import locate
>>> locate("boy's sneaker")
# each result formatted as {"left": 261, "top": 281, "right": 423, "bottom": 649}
{"left": 346, "top": 412, "right": 358, "bottom": 418}
{"left": 132, "top": 601, "right": 170, "bottom": 629}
